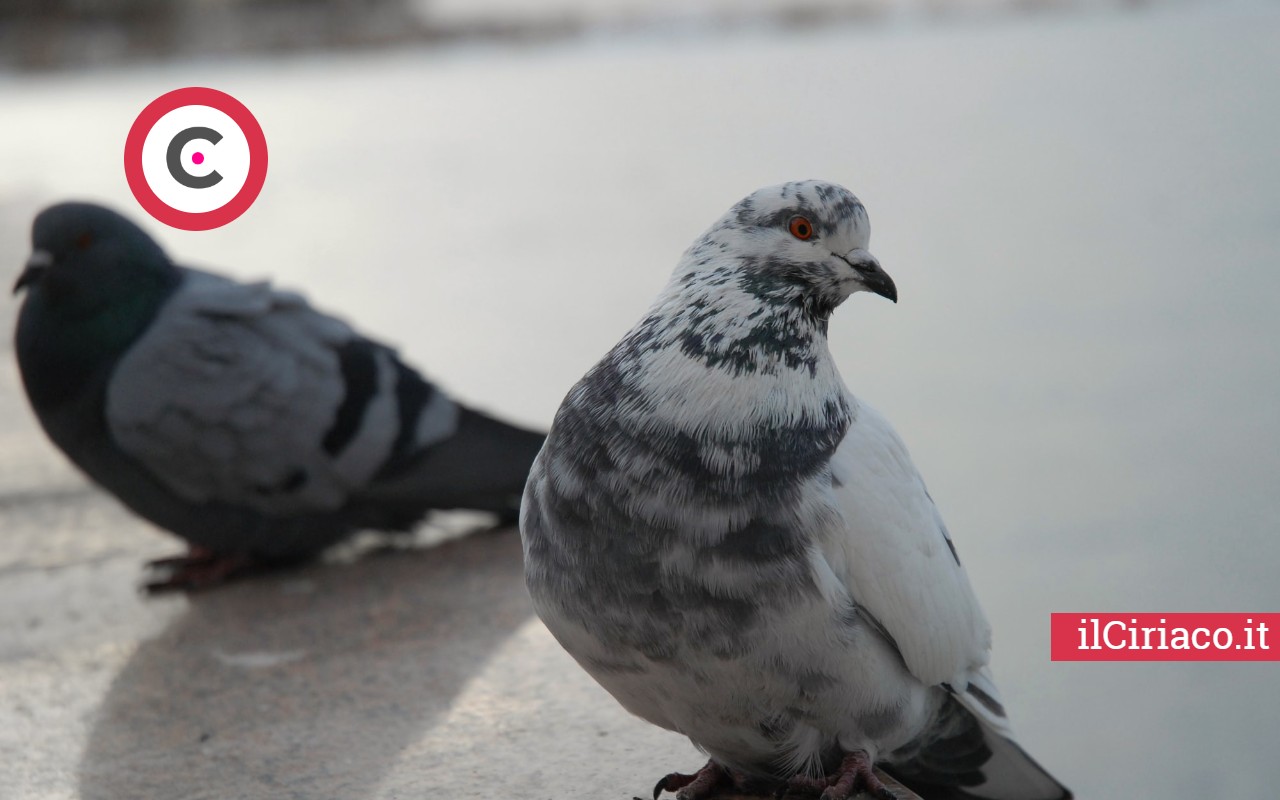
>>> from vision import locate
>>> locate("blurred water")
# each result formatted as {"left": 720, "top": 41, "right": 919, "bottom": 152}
{"left": 1, "top": 1, "right": 1278, "bottom": 797}
{"left": 0, "top": 0, "right": 1231, "bottom": 70}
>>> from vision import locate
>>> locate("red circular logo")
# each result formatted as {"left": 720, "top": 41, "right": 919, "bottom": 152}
{"left": 124, "top": 87, "right": 268, "bottom": 231}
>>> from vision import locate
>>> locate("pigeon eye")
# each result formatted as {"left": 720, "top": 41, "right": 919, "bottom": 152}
{"left": 788, "top": 216, "right": 814, "bottom": 241}
{"left": 75, "top": 232, "right": 94, "bottom": 250}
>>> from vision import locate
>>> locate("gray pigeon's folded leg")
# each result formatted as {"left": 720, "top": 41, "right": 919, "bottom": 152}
{"left": 142, "top": 546, "right": 265, "bottom": 593}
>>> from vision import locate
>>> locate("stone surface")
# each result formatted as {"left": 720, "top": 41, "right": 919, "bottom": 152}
{"left": 2, "top": 515, "right": 704, "bottom": 800}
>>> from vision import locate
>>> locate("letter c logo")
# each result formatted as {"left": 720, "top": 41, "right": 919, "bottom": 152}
{"left": 166, "top": 126, "right": 224, "bottom": 190}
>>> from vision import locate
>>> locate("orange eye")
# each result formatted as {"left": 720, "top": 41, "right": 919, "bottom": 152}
{"left": 75, "top": 232, "right": 94, "bottom": 250}
{"left": 788, "top": 216, "right": 814, "bottom": 240}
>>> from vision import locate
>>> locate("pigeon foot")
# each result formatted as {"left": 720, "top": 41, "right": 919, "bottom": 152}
{"left": 819, "top": 752, "right": 896, "bottom": 800}
{"left": 654, "top": 760, "right": 732, "bottom": 800}
{"left": 144, "top": 546, "right": 260, "bottom": 593}
{"left": 774, "top": 774, "right": 835, "bottom": 798}
{"left": 772, "top": 752, "right": 897, "bottom": 800}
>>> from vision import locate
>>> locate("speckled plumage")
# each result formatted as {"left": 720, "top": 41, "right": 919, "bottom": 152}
{"left": 521, "top": 181, "right": 1070, "bottom": 799}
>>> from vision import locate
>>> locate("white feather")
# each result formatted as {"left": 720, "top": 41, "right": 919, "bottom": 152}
{"left": 820, "top": 399, "right": 992, "bottom": 689}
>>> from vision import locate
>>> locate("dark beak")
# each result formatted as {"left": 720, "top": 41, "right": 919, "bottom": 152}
{"left": 838, "top": 248, "right": 897, "bottom": 304}
{"left": 13, "top": 249, "right": 52, "bottom": 295}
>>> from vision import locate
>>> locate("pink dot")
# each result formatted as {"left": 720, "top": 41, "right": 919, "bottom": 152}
{"left": 192, "top": 152, "right": 205, "bottom": 165}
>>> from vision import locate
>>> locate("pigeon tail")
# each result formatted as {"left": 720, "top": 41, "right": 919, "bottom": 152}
{"left": 885, "top": 692, "right": 1071, "bottom": 800}
{"left": 358, "top": 404, "right": 546, "bottom": 525}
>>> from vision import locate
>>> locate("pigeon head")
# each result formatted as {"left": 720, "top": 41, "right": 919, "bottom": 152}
{"left": 13, "top": 203, "right": 183, "bottom": 409}
{"left": 678, "top": 180, "right": 895, "bottom": 319}
{"left": 14, "top": 202, "right": 178, "bottom": 317}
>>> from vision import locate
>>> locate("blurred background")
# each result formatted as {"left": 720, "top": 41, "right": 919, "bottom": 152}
{"left": 1, "top": 0, "right": 1278, "bottom": 798}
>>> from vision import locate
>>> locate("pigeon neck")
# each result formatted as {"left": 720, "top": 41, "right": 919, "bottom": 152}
{"left": 556, "top": 297, "right": 854, "bottom": 499}
{"left": 647, "top": 280, "right": 835, "bottom": 380}
{"left": 15, "top": 270, "right": 181, "bottom": 410}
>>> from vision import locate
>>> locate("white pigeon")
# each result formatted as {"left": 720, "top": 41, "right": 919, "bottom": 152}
{"left": 520, "top": 181, "right": 1070, "bottom": 799}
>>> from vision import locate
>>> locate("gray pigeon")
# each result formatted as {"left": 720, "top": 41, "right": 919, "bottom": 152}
{"left": 14, "top": 201, "right": 545, "bottom": 590}
{"left": 521, "top": 181, "right": 1070, "bottom": 800}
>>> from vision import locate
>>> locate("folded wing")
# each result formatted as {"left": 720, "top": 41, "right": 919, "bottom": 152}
{"left": 104, "top": 269, "right": 459, "bottom": 516}
{"left": 823, "top": 399, "right": 991, "bottom": 689}
{"left": 824, "top": 401, "right": 1071, "bottom": 799}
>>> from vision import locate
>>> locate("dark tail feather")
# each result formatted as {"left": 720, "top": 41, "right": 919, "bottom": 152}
{"left": 359, "top": 405, "right": 546, "bottom": 525}
{"left": 885, "top": 692, "right": 1071, "bottom": 800}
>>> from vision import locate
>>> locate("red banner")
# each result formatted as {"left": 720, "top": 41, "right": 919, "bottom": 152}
{"left": 1051, "top": 613, "right": 1280, "bottom": 661}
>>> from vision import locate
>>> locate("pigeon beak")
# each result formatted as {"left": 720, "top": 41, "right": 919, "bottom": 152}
{"left": 13, "top": 249, "right": 52, "bottom": 295}
{"left": 840, "top": 248, "right": 897, "bottom": 304}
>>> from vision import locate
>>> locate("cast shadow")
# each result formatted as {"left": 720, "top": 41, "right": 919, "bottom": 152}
{"left": 77, "top": 529, "right": 532, "bottom": 799}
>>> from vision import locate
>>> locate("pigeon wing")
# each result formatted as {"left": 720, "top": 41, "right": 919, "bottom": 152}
{"left": 823, "top": 405, "right": 1071, "bottom": 798}
{"left": 104, "top": 269, "right": 453, "bottom": 515}
{"left": 821, "top": 399, "right": 992, "bottom": 689}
